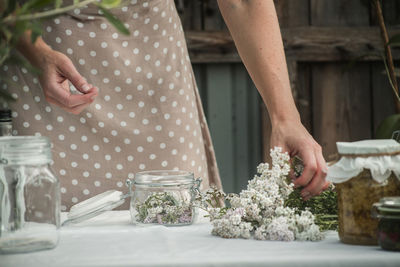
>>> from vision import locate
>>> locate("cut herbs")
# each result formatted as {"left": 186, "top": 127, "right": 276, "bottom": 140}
{"left": 134, "top": 192, "right": 193, "bottom": 225}
{"left": 199, "top": 147, "right": 325, "bottom": 241}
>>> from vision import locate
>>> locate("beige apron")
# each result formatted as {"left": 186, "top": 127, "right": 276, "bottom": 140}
{"left": 2, "top": 0, "right": 221, "bottom": 210}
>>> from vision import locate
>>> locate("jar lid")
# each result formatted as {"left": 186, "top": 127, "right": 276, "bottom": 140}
{"left": 337, "top": 139, "right": 400, "bottom": 155}
{"left": 377, "top": 197, "right": 400, "bottom": 209}
{"left": 62, "top": 190, "right": 128, "bottom": 226}
{"left": 134, "top": 170, "right": 195, "bottom": 186}
{"left": 0, "top": 109, "right": 12, "bottom": 122}
{"left": 372, "top": 197, "right": 400, "bottom": 219}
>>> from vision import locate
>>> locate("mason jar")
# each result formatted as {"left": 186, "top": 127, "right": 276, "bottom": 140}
{"left": 328, "top": 139, "right": 400, "bottom": 246}
{"left": 0, "top": 136, "right": 60, "bottom": 253}
{"left": 127, "top": 170, "right": 201, "bottom": 226}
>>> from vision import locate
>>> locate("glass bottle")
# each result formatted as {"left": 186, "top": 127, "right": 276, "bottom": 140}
{"left": 0, "top": 109, "right": 12, "bottom": 136}
{"left": 0, "top": 136, "right": 60, "bottom": 254}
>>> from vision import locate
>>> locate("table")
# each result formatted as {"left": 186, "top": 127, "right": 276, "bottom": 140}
{"left": 1, "top": 211, "right": 399, "bottom": 267}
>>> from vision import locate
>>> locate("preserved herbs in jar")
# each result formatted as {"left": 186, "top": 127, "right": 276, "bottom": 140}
{"left": 127, "top": 170, "right": 201, "bottom": 226}
{"left": 328, "top": 139, "right": 400, "bottom": 245}
{"left": 0, "top": 136, "right": 60, "bottom": 253}
{"left": 372, "top": 197, "right": 400, "bottom": 251}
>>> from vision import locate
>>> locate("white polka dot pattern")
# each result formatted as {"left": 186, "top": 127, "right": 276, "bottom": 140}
{"left": 2, "top": 0, "right": 221, "bottom": 210}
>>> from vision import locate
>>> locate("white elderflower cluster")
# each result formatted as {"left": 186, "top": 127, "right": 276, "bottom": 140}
{"left": 210, "top": 147, "right": 324, "bottom": 242}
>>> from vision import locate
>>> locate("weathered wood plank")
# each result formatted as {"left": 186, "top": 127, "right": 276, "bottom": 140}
{"left": 312, "top": 63, "right": 372, "bottom": 157}
{"left": 296, "top": 63, "right": 313, "bottom": 133}
{"left": 185, "top": 27, "right": 400, "bottom": 63}
{"left": 205, "top": 64, "right": 235, "bottom": 193}
{"left": 310, "top": 0, "right": 369, "bottom": 26}
{"left": 232, "top": 64, "right": 250, "bottom": 191}
{"left": 371, "top": 62, "right": 398, "bottom": 136}
{"left": 311, "top": 0, "right": 371, "bottom": 158}
{"left": 274, "top": 0, "right": 310, "bottom": 27}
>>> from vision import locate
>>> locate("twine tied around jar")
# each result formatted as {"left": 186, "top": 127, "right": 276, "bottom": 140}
{"left": 327, "top": 150, "right": 400, "bottom": 166}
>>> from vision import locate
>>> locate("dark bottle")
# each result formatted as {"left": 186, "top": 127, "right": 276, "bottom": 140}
{"left": 0, "top": 109, "right": 12, "bottom": 136}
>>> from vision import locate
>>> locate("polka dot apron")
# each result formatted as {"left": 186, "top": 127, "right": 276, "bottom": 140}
{"left": 2, "top": 0, "right": 221, "bottom": 210}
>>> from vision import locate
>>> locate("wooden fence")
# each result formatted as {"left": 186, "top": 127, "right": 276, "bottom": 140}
{"left": 176, "top": 0, "right": 400, "bottom": 193}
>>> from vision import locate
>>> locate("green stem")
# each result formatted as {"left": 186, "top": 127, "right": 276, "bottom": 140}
{"left": 2, "top": 0, "right": 97, "bottom": 23}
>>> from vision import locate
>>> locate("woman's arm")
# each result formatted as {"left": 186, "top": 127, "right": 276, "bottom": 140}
{"left": 217, "top": 0, "right": 329, "bottom": 199}
{"left": 16, "top": 31, "right": 98, "bottom": 114}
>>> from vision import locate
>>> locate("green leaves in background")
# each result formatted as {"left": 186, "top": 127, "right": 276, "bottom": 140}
{"left": 97, "top": 5, "right": 129, "bottom": 35}
{"left": 376, "top": 114, "right": 400, "bottom": 139}
{"left": 0, "top": 0, "right": 129, "bottom": 103}
{"left": 388, "top": 34, "right": 400, "bottom": 48}
{"left": 99, "top": 0, "right": 121, "bottom": 9}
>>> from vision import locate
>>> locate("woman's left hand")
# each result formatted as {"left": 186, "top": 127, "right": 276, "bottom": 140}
{"left": 270, "top": 119, "right": 330, "bottom": 201}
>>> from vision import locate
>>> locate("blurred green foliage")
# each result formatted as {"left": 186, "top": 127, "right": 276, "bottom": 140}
{"left": 0, "top": 0, "right": 129, "bottom": 102}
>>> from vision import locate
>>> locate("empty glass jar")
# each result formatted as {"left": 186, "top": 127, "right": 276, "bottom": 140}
{"left": 127, "top": 170, "right": 201, "bottom": 226}
{"left": 0, "top": 136, "right": 60, "bottom": 253}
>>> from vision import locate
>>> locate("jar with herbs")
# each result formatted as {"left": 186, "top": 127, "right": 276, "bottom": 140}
{"left": 327, "top": 139, "right": 400, "bottom": 245}
{"left": 0, "top": 136, "right": 60, "bottom": 253}
{"left": 372, "top": 197, "right": 400, "bottom": 251}
{"left": 127, "top": 170, "right": 201, "bottom": 226}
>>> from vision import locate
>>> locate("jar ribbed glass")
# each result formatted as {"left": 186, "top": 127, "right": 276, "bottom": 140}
{"left": 128, "top": 170, "right": 200, "bottom": 226}
{"left": 0, "top": 136, "right": 60, "bottom": 254}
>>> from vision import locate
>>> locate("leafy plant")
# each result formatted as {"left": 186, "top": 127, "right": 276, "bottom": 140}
{"left": 0, "top": 0, "right": 129, "bottom": 102}
{"left": 373, "top": 0, "right": 400, "bottom": 138}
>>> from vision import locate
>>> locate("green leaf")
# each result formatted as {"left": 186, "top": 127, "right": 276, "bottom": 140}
{"left": 55, "top": 0, "right": 63, "bottom": 9}
{"left": 100, "top": 0, "right": 121, "bottom": 9}
{"left": 30, "top": 20, "right": 43, "bottom": 44}
{"left": 376, "top": 114, "right": 400, "bottom": 139}
{"left": 2, "top": 0, "right": 17, "bottom": 17}
{"left": 97, "top": 6, "right": 129, "bottom": 35}
{"left": 395, "top": 68, "right": 400, "bottom": 78}
{"left": 0, "top": 90, "right": 17, "bottom": 102}
{"left": 4, "top": 51, "right": 41, "bottom": 75}
{"left": 388, "top": 34, "right": 400, "bottom": 47}
{"left": 20, "top": 0, "right": 53, "bottom": 13}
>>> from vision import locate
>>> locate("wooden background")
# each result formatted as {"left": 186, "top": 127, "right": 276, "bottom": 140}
{"left": 175, "top": 0, "right": 400, "bottom": 193}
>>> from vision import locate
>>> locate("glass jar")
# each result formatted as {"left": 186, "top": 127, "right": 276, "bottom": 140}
{"left": 0, "top": 136, "right": 60, "bottom": 253}
{"left": 328, "top": 139, "right": 400, "bottom": 246}
{"left": 372, "top": 197, "right": 400, "bottom": 251}
{"left": 0, "top": 109, "right": 12, "bottom": 136}
{"left": 336, "top": 170, "right": 400, "bottom": 245}
{"left": 127, "top": 170, "right": 201, "bottom": 226}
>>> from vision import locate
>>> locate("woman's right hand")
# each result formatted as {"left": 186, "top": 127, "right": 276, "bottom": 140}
{"left": 18, "top": 34, "right": 98, "bottom": 114}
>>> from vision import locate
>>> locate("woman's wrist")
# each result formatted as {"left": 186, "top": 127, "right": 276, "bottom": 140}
{"left": 269, "top": 106, "right": 301, "bottom": 127}
{"left": 17, "top": 31, "right": 53, "bottom": 68}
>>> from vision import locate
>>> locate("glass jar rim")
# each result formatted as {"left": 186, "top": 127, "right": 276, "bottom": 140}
{"left": 0, "top": 136, "right": 52, "bottom": 164}
{"left": 133, "top": 170, "right": 195, "bottom": 186}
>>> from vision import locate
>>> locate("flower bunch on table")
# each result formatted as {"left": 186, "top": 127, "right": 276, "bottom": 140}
{"left": 201, "top": 147, "right": 324, "bottom": 241}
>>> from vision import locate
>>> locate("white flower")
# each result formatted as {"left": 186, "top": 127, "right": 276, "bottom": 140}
{"left": 205, "top": 147, "right": 323, "bottom": 242}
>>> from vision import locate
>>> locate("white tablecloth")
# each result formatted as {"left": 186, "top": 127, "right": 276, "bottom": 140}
{"left": 1, "top": 211, "right": 399, "bottom": 267}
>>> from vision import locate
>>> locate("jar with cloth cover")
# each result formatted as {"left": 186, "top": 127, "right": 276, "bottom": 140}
{"left": 327, "top": 139, "right": 400, "bottom": 245}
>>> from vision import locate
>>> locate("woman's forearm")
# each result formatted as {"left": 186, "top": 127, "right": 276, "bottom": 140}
{"left": 217, "top": 0, "right": 300, "bottom": 125}
{"left": 16, "top": 31, "right": 52, "bottom": 68}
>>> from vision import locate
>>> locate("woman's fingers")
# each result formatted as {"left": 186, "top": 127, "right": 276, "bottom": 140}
{"left": 45, "top": 81, "right": 98, "bottom": 109}
{"left": 46, "top": 95, "right": 94, "bottom": 114}
{"left": 58, "top": 57, "right": 92, "bottom": 93}
{"left": 293, "top": 146, "right": 317, "bottom": 190}
{"left": 301, "top": 147, "right": 328, "bottom": 200}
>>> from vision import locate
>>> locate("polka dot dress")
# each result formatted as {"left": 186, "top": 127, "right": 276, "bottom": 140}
{"left": 2, "top": 0, "right": 221, "bottom": 210}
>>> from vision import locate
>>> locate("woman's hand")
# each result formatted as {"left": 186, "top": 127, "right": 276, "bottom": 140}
{"left": 36, "top": 49, "right": 98, "bottom": 114}
{"left": 270, "top": 119, "right": 330, "bottom": 200}
{"left": 17, "top": 33, "right": 98, "bottom": 114}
